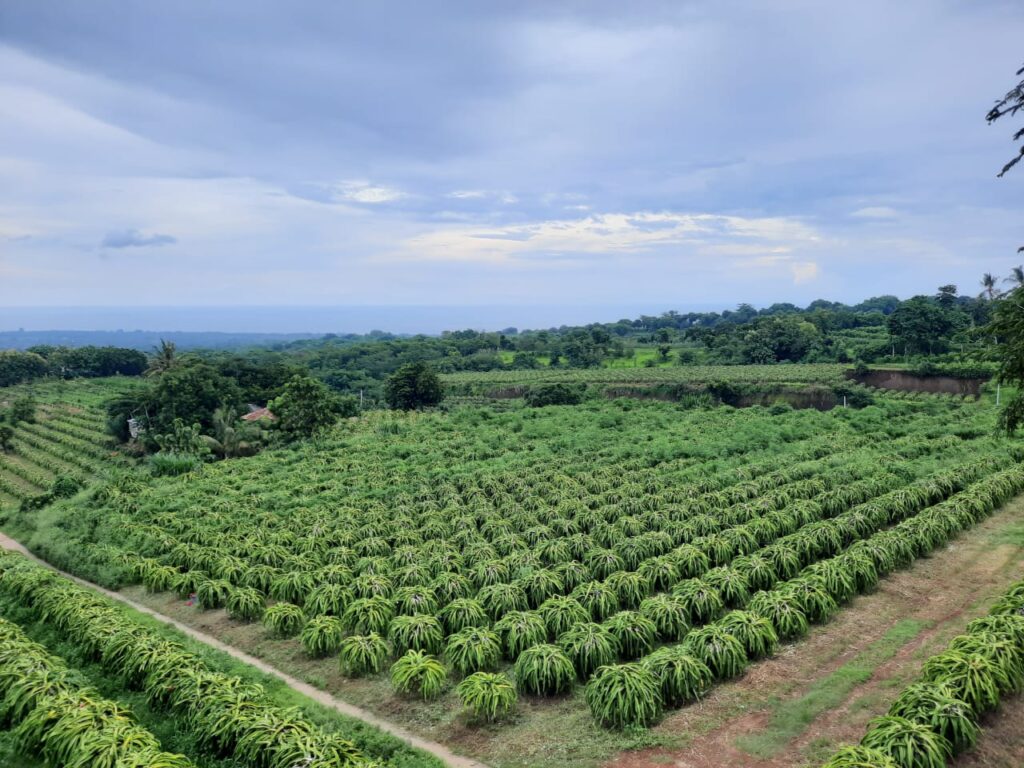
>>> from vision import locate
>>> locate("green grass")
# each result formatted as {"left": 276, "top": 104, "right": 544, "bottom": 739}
{"left": 733, "top": 618, "right": 931, "bottom": 758}
{"left": 989, "top": 518, "right": 1024, "bottom": 547}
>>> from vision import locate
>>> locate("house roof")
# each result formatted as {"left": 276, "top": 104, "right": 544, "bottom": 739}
{"left": 241, "top": 407, "right": 276, "bottom": 421}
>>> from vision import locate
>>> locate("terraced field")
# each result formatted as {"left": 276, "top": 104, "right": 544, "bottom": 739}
{"left": 0, "top": 396, "right": 121, "bottom": 510}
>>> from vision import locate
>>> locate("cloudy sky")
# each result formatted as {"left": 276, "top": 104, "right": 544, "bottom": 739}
{"left": 1, "top": 1, "right": 1022, "bottom": 319}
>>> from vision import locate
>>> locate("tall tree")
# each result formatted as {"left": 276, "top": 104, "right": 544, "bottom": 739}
{"left": 986, "top": 61, "right": 1024, "bottom": 253}
{"left": 269, "top": 375, "right": 354, "bottom": 440}
{"left": 980, "top": 273, "right": 1002, "bottom": 301}
{"left": 146, "top": 339, "right": 177, "bottom": 377}
{"left": 1004, "top": 266, "right": 1024, "bottom": 290}
{"left": 384, "top": 362, "right": 444, "bottom": 410}
{"left": 987, "top": 62, "right": 1024, "bottom": 178}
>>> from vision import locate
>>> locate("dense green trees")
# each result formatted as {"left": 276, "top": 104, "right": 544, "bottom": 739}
{"left": 270, "top": 375, "right": 356, "bottom": 439}
{"left": 0, "top": 351, "right": 48, "bottom": 387}
{"left": 384, "top": 362, "right": 444, "bottom": 410}
{"left": 886, "top": 297, "right": 968, "bottom": 356}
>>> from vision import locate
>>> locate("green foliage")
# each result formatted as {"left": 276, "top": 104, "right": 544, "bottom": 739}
{"left": 494, "top": 611, "right": 548, "bottom": 660}
{"left": 300, "top": 615, "right": 346, "bottom": 657}
{"left": 821, "top": 745, "right": 899, "bottom": 768}
{"left": 639, "top": 594, "right": 690, "bottom": 640}
{"left": 684, "top": 625, "right": 748, "bottom": 680}
{"left": 339, "top": 633, "right": 389, "bottom": 676}
{"left": 9, "top": 395, "right": 37, "bottom": 424}
{"left": 342, "top": 596, "right": 395, "bottom": 636}
{"left": 456, "top": 672, "right": 517, "bottom": 722}
{"left": 194, "top": 577, "right": 231, "bottom": 609}
{"left": 558, "top": 622, "right": 620, "bottom": 677}
{"left": 888, "top": 683, "right": 979, "bottom": 754}
{"left": 269, "top": 374, "right": 353, "bottom": 441}
{"left": 0, "top": 350, "right": 48, "bottom": 387}
{"left": 672, "top": 579, "right": 724, "bottom": 624}
{"left": 513, "top": 644, "right": 575, "bottom": 696}
{"left": 524, "top": 383, "right": 586, "bottom": 407}
{"left": 748, "top": 590, "right": 810, "bottom": 640}
{"left": 860, "top": 715, "right": 953, "bottom": 768}
{"left": 384, "top": 362, "right": 444, "bottom": 410}
{"left": 225, "top": 585, "right": 265, "bottom": 621}
{"left": 641, "top": 646, "right": 713, "bottom": 706}
{"left": 438, "top": 598, "right": 488, "bottom": 634}
{"left": 603, "top": 611, "right": 657, "bottom": 659}
{"left": 391, "top": 650, "right": 447, "bottom": 699}
{"left": 444, "top": 627, "right": 501, "bottom": 675}
{"left": 262, "top": 602, "right": 306, "bottom": 637}
{"left": 718, "top": 610, "right": 779, "bottom": 659}
{"left": 572, "top": 580, "right": 621, "bottom": 621}
{"left": 538, "top": 595, "right": 589, "bottom": 638}
{"left": 920, "top": 651, "right": 1003, "bottom": 714}
{"left": 388, "top": 614, "right": 444, "bottom": 655}
{"left": 585, "top": 663, "right": 662, "bottom": 729}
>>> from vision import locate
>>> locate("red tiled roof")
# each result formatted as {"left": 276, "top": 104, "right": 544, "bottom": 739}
{"left": 242, "top": 407, "right": 275, "bottom": 421}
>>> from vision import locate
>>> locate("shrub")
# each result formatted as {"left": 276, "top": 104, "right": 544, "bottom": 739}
{"left": 445, "top": 627, "right": 502, "bottom": 675}
{"left": 301, "top": 615, "right": 346, "bottom": 658}
{"left": 639, "top": 594, "right": 690, "bottom": 641}
{"left": 860, "top": 715, "right": 953, "bottom": 768}
{"left": 304, "top": 583, "right": 354, "bottom": 617}
{"left": 457, "top": 672, "right": 517, "bottom": 722}
{"left": 821, "top": 745, "right": 899, "bottom": 768}
{"left": 439, "top": 598, "right": 488, "bottom": 634}
{"left": 339, "top": 633, "right": 389, "bottom": 676}
{"left": 558, "top": 622, "right": 620, "bottom": 677}
{"left": 494, "top": 611, "right": 548, "bottom": 660}
{"left": 263, "top": 602, "right": 305, "bottom": 638}
{"left": 672, "top": 579, "right": 724, "bottom": 624}
{"left": 524, "top": 383, "right": 586, "bottom": 407}
{"left": 513, "top": 644, "right": 575, "bottom": 696}
{"left": 603, "top": 611, "right": 657, "bottom": 659}
{"left": 641, "top": 646, "right": 713, "bottom": 706}
{"left": 194, "top": 578, "right": 232, "bottom": 610}
{"left": 572, "top": 580, "right": 621, "bottom": 621}
{"left": 388, "top": 614, "right": 444, "bottom": 655}
{"left": 781, "top": 576, "right": 839, "bottom": 624}
{"left": 747, "top": 590, "right": 809, "bottom": 640}
{"left": 391, "top": 650, "right": 447, "bottom": 699}
{"left": 920, "top": 651, "right": 1003, "bottom": 714}
{"left": 342, "top": 596, "right": 395, "bottom": 636}
{"left": 702, "top": 567, "right": 751, "bottom": 608}
{"left": 393, "top": 586, "right": 439, "bottom": 617}
{"left": 585, "top": 663, "right": 662, "bottom": 729}
{"left": 478, "top": 582, "right": 529, "bottom": 619}
{"left": 148, "top": 452, "right": 202, "bottom": 477}
{"left": 888, "top": 682, "right": 979, "bottom": 754}
{"left": 684, "top": 625, "right": 748, "bottom": 680}
{"left": 538, "top": 595, "right": 589, "bottom": 638}
{"left": 226, "top": 586, "right": 265, "bottom": 622}
{"left": 718, "top": 610, "right": 778, "bottom": 659}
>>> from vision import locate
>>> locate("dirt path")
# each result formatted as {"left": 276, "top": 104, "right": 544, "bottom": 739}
{"left": 0, "top": 532, "right": 488, "bottom": 768}
{"left": 605, "top": 503, "right": 1024, "bottom": 768}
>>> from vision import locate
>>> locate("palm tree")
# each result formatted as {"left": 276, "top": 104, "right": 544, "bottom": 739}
{"left": 980, "top": 273, "right": 1002, "bottom": 301}
{"left": 1004, "top": 266, "right": 1024, "bottom": 290}
{"left": 145, "top": 339, "right": 177, "bottom": 377}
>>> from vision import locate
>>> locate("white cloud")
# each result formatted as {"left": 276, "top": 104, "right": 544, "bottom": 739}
{"left": 394, "top": 211, "right": 821, "bottom": 264}
{"left": 333, "top": 180, "right": 406, "bottom": 204}
{"left": 447, "top": 189, "right": 487, "bottom": 199}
